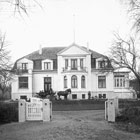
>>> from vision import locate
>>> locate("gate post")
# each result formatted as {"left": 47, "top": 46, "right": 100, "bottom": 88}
{"left": 108, "top": 99, "right": 115, "bottom": 122}
{"left": 18, "top": 100, "right": 26, "bottom": 122}
{"left": 43, "top": 99, "right": 52, "bottom": 122}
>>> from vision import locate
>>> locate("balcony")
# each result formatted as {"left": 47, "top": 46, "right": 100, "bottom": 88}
{"left": 15, "top": 69, "right": 28, "bottom": 75}
{"left": 62, "top": 66, "right": 87, "bottom": 72}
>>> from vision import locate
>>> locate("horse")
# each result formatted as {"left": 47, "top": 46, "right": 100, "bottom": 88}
{"left": 57, "top": 88, "right": 71, "bottom": 100}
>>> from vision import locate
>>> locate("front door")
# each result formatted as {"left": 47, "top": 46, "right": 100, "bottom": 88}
{"left": 44, "top": 77, "right": 51, "bottom": 92}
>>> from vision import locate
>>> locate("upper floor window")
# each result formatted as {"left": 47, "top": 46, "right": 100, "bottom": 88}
{"left": 81, "top": 75, "right": 85, "bottom": 88}
{"left": 80, "top": 59, "right": 83, "bottom": 69}
{"left": 22, "top": 63, "right": 28, "bottom": 70}
{"left": 65, "top": 59, "right": 68, "bottom": 69}
{"left": 19, "top": 77, "right": 28, "bottom": 89}
{"left": 98, "top": 61, "right": 105, "bottom": 68}
{"left": 114, "top": 75, "right": 125, "bottom": 88}
{"left": 71, "top": 75, "right": 77, "bottom": 88}
{"left": 71, "top": 59, "right": 77, "bottom": 70}
{"left": 44, "top": 62, "right": 51, "bottom": 70}
{"left": 64, "top": 76, "right": 67, "bottom": 88}
{"left": 98, "top": 76, "right": 106, "bottom": 88}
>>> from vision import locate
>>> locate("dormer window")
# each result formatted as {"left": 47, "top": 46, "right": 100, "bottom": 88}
{"left": 44, "top": 62, "right": 51, "bottom": 70}
{"left": 98, "top": 60, "right": 105, "bottom": 68}
{"left": 22, "top": 63, "right": 28, "bottom": 70}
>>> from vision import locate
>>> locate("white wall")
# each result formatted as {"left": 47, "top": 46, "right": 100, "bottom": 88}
{"left": 32, "top": 72, "right": 59, "bottom": 93}
{"left": 11, "top": 74, "right": 33, "bottom": 100}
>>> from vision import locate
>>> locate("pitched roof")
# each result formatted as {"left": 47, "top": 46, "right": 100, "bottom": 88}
{"left": 25, "top": 47, "right": 65, "bottom": 60}
{"left": 17, "top": 45, "right": 104, "bottom": 62}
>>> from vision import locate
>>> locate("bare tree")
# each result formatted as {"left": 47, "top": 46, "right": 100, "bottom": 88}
{"left": 0, "top": 0, "right": 44, "bottom": 16}
{"left": 121, "top": 0, "right": 140, "bottom": 31}
{"left": 0, "top": 33, "right": 13, "bottom": 99}
{"left": 110, "top": 33, "right": 140, "bottom": 94}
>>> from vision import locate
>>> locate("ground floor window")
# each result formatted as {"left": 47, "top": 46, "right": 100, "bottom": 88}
{"left": 103, "top": 94, "right": 106, "bottom": 99}
{"left": 81, "top": 75, "right": 86, "bottom": 88}
{"left": 71, "top": 75, "right": 78, "bottom": 88}
{"left": 72, "top": 94, "right": 77, "bottom": 99}
{"left": 20, "top": 96, "right": 27, "bottom": 100}
{"left": 99, "top": 94, "right": 102, "bottom": 98}
{"left": 114, "top": 75, "right": 125, "bottom": 88}
{"left": 64, "top": 76, "right": 67, "bottom": 88}
{"left": 82, "top": 94, "right": 85, "bottom": 99}
{"left": 19, "top": 77, "right": 28, "bottom": 89}
{"left": 99, "top": 94, "right": 106, "bottom": 99}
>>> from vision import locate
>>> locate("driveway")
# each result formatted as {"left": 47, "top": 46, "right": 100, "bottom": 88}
{"left": 0, "top": 110, "right": 140, "bottom": 140}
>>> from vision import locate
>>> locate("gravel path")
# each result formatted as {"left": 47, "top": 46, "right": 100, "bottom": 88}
{"left": 0, "top": 110, "right": 140, "bottom": 140}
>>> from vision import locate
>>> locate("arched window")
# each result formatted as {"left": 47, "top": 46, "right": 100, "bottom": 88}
{"left": 71, "top": 75, "right": 77, "bottom": 88}
{"left": 81, "top": 75, "right": 85, "bottom": 88}
{"left": 64, "top": 76, "right": 67, "bottom": 88}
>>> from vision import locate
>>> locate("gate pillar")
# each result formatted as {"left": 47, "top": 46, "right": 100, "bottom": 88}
{"left": 18, "top": 100, "right": 26, "bottom": 122}
{"left": 43, "top": 99, "right": 52, "bottom": 122}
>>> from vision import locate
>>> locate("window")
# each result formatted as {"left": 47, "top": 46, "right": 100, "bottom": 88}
{"left": 114, "top": 75, "right": 125, "bottom": 88}
{"left": 44, "top": 62, "right": 51, "bottom": 70}
{"left": 99, "top": 94, "right": 102, "bottom": 98}
{"left": 98, "top": 76, "right": 106, "bottom": 88}
{"left": 20, "top": 96, "right": 27, "bottom": 100}
{"left": 81, "top": 75, "right": 85, "bottom": 88}
{"left": 80, "top": 59, "right": 83, "bottom": 69}
{"left": 103, "top": 94, "right": 106, "bottom": 99}
{"left": 72, "top": 94, "right": 77, "bottom": 99}
{"left": 65, "top": 59, "right": 68, "bottom": 69}
{"left": 98, "top": 61, "right": 105, "bottom": 68}
{"left": 19, "top": 77, "right": 28, "bottom": 89}
{"left": 82, "top": 94, "right": 85, "bottom": 99}
{"left": 71, "top": 75, "right": 77, "bottom": 88}
{"left": 64, "top": 76, "right": 67, "bottom": 88}
{"left": 71, "top": 59, "right": 77, "bottom": 70}
{"left": 22, "top": 63, "right": 28, "bottom": 70}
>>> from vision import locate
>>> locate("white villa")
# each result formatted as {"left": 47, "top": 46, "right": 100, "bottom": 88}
{"left": 11, "top": 43, "right": 134, "bottom": 100}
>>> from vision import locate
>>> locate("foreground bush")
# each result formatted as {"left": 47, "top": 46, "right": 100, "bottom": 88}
{"left": 116, "top": 106, "right": 140, "bottom": 126}
{"left": 0, "top": 101, "right": 18, "bottom": 124}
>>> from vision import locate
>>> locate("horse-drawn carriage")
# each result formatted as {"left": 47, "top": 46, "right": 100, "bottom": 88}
{"left": 36, "top": 88, "right": 71, "bottom": 100}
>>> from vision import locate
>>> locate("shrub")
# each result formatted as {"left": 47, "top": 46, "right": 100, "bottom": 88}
{"left": 118, "top": 106, "right": 140, "bottom": 126}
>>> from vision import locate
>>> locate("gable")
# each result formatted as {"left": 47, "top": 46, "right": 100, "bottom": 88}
{"left": 58, "top": 44, "right": 91, "bottom": 56}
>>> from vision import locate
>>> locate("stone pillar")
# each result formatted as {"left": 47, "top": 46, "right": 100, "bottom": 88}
{"left": 108, "top": 99, "right": 115, "bottom": 122}
{"left": 43, "top": 99, "right": 52, "bottom": 122}
{"left": 18, "top": 100, "right": 26, "bottom": 122}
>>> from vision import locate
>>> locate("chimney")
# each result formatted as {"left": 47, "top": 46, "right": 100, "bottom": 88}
{"left": 39, "top": 44, "right": 42, "bottom": 55}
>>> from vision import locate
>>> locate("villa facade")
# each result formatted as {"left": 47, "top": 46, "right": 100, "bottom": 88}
{"left": 11, "top": 43, "right": 134, "bottom": 100}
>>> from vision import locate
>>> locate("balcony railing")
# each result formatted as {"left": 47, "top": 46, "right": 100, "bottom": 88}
{"left": 15, "top": 69, "right": 28, "bottom": 75}
{"left": 63, "top": 67, "right": 87, "bottom": 72}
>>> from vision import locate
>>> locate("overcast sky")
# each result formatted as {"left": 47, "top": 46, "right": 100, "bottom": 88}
{"left": 0, "top": 0, "right": 131, "bottom": 62}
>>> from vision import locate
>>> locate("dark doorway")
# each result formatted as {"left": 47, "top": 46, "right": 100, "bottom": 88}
{"left": 44, "top": 77, "right": 52, "bottom": 93}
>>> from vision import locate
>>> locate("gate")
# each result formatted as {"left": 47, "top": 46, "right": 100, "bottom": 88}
{"left": 18, "top": 98, "right": 52, "bottom": 122}
{"left": 26, "top": 99, "right": 43, "bottom": 121}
